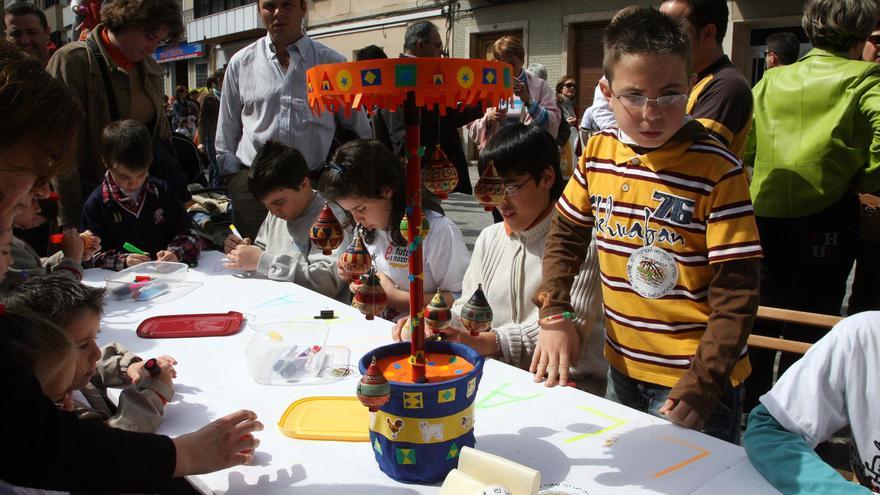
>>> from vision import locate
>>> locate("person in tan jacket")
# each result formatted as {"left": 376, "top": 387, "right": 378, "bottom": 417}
{"left": 46, "top": 0, "right": 185, "bottom": 228}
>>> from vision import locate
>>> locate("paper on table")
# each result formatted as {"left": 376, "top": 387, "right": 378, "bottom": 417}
{"left": 438, "top": 447, "right": 540, "bottom": 495}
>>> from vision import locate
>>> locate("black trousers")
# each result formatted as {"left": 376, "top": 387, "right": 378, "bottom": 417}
{"left": 743, "top": 195, "right": 858, "bottom": 412}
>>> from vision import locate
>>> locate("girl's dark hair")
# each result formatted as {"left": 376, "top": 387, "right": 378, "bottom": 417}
{"left": 0, "top": 307, "right": 74, "bottom": 389}
{"left": 102, "top": 0, "right": 185, "bottom": 43}
{"left": 319, "top": 139, "right": 443, "bottom": 246}
{"left": 479, "top": 124, "right": 563, "bottom": 202}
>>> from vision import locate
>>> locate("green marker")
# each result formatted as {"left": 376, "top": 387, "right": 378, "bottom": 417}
{"left": 123, "top": 242, "right": 148, "bottom": 256}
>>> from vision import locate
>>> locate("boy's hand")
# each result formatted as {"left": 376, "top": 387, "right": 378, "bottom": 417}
{"left": 566, "top": 116, "right": 578, "bottom": 127}
{"left": 223, "top": 234, "right": 248, "bottom": 254}
{"left": 530, "top": 319, "right": 580, "bottom": 387}
{"left": 224, "top": 244, "right": 263, "bottom": 272}
{"left": 129, "top": 355, "right": 177, "bottom": 384}
{"left": 156, "top": 250, "right": 179, "bottom": 263}
{"left": 659, "top": 398, "right": 704, "bottom": 431}
{"left": 60, "top": 227, "right": 84, "bottom": 262}
{"left": 81, "top": 231, "right": 102, "bottom": 260}
{"left": 126, "top": 253, "right": 150, "bottom": 267}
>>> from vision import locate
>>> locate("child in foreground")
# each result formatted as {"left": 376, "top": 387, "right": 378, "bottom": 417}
{"left": 82, "top": 119, "right": 200, "bottom": 270}
{"left": 223, "top": 140, "right": 351, "bottom": 302}
{"left": 319, "top": 139, "right": 470, "bottom": 322}
{"left": 6, "top": 276, "right": 177, "bottom": 433}
{"left": 744, "top": 311, "right": 880, "bottom": 494}
{"left": 534, "top": 7, "right": 761, "bottom": 443}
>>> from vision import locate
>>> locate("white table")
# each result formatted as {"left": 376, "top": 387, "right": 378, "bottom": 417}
{"left": 84, "top": 251, "right": 779, "bottom": 494}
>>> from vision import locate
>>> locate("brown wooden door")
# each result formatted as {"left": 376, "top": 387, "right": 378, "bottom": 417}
{"left": 470, "top": 29, "right": 524, "bottom": 60}
{"left": 574, "top": 22, "right": 608, "bottom": 113}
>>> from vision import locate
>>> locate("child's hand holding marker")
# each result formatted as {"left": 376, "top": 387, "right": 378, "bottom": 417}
{"left": 224, "top": 224, "right": 251, "bottom": 254}
{"left": 123, "top": 242, "right": 151, "bottom": 267}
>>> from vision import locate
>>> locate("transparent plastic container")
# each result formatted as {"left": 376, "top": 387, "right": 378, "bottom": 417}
{"left": 245, "top": 321, "right": 353, "bottom": 385}
{"left": 105, "top": 262, "right": 188, "bottom": 301}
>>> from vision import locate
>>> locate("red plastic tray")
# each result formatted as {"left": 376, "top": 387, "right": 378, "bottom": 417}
{"left": 136, "top": 311, "right": 245, "bottom": 339}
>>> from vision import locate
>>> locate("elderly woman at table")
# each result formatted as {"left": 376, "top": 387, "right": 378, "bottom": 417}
{"left": 744, "top": 0, "right": 880, "bottom": 411}
{"left": 0, "top": 41, "right": 262, "bottom": 493}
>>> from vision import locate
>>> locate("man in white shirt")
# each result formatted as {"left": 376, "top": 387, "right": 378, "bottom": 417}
{"left": 216, "top": 0, "right": 371, "bottom": 239}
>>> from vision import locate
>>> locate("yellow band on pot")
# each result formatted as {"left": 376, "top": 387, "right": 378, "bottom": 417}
{"left": 372, "top": 404, "right": 476, "bottom": 444}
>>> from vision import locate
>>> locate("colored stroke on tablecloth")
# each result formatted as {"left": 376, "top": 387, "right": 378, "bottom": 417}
{"left": 475, "top": 382, "right": 543, "bottom": 410}
{"left": 652, "top": 434, "right": 710, "bottom": 478}
{"left": 564, "top": 406, "right": 628, "bottom": 444}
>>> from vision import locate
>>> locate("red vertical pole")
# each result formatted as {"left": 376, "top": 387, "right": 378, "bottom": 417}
{"left": 404, "top": 91, "right": 426, "bottom": 383}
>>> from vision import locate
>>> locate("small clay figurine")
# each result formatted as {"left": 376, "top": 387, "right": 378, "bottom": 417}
{"left": 357, "top": 356, "right": 391, "bottom": 412}
{"left": 422, "top": 144, "right": 459, "bottom": 199}
{"left": 424, "top": 290, "right": 452, "bottom": 335}
{"left": 355, "top": 267, "right": 387, "bottom": 320}
{"left": 473, "top": 161, "right": 505, "bottom": 211}
{"left": 459, "top": 284, "right": 492, "bottom": 336}
{"left": 310, "top": 202, "right": 344, "bottom": 255}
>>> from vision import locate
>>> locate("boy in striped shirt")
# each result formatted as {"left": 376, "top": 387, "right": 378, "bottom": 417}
{"left": 532, "top": 7, "right": 761, "bottom": 444}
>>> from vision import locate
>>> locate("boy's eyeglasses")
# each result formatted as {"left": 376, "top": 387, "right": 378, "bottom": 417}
{"left": 614, "top": 93, "right": 688, "bottom": 108}
{"left": 503, "top": 178, "right": 533, "bottom": 197}
{"left": 563, "top": 83, "right": 577, "bottom": 89}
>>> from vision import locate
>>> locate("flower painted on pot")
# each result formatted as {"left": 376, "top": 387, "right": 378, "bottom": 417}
{"left": 338, "top": 230, "right": 371, "bottom": 283}
{"left": 425, "top": 290, "right": 451, "bottom": 335}
{"left": 310, "top": 202, "right": 344, "bottom": 255}
{"left": 460, "top": 284, "right": 492, "bottom": 336}
{"left": 357, "top": 356, "right": 391, "bottom": 412}
{"left": 422, "top": 144, "right": 459, "bottom": 200}
{"left": 355, "top": 267, "right": 387, "bottom": 320}
{"left": 473, "top": 161, "right": 505, "bottom": 212}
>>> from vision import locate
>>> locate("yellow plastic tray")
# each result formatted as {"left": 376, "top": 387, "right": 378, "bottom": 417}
{"left": 278, "top": 396, "right": 370, "bottom": 442}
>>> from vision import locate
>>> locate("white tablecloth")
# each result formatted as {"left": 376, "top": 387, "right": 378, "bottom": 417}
{"left": 84, "top": 251, "right": 778, "bottom": 494}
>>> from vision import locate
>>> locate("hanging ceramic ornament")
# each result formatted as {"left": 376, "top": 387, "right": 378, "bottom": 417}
{"left": 338, "top": 230, "right": 371, "bottom": 284}
{"left": 473, "top": 160, "right": 505, "bottom": 211}
{"left": 399, "top": 214, "right": 430, "bottom": 241}
{"left": 356, "top": 356, "right": 391, "bottom": 412}
{"left": 424, "top": 290, "right": 452, "bottom": 335}
{"left": 355, "top": 267, "right": 387, "bottom": 320}
{"left": 459, "top": 284, "right": 493, "bottom": 336}
{"left": 310, "top": 202, "right": 344, "bottom": 255}
{"left": 422, "top": 144, "right": 459, "bottom": 200}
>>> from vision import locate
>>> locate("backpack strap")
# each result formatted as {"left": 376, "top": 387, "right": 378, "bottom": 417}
{"left": 86, "top": 36, "right": 121, "bottom": 121}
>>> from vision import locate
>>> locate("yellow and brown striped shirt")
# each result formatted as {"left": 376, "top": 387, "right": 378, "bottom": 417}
{"left": 687, "top": 56, "right": 753, "bottom": 159}
{"left": 555, "top": 122, "right": 762, "bottom": 388}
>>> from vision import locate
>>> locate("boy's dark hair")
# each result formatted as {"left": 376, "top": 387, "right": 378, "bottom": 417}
{"left": 0, "top": 307, "right": 73, "bottom": 384}
{"left": 4, "top": 3, "right": 49, "bottom": 30}
{"left": 0, "top": 41, "right": 80, "bottom": 178}
{"left": 101, "top": 0, "right": 184, "bottom": 43}
{"left": 480, "top": 124, "right": 563, "bottom": 202}
{"left": 603, "top": 7, "right": 692, "bottom": 84}
{"left": 248, "top": 140, "right": 310, "bottom": 201}
{"left": 5, "top": 276, "right": 107, "bottom": 328}
{"left": 100, "top": 119, "right": 153, "bottom": 171}
{"left": 355, "top": 44, "right": 388, "bottom": 61}
{"left": 404, "top": 21, "right": 439, "bottom": 53}
{"left": 671, "top": 0, "right": 728, "bottom": 45}
{"left": 766, "top": 32, "right": 801, "bottom": 66}
{"left": 320, "top": 139, "right": 443, "bottom": 246}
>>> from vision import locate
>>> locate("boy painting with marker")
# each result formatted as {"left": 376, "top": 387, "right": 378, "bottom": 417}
{"left": 82, "top": 119, "right": 200, "bottom": 270}
{"left": 223, "top": 140, "right": 351, "bottom": 302}
{"left": 533, "top": 7, "right": 761, "bottom": 444}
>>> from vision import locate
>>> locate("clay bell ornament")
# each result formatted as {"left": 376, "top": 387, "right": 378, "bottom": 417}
{"left": 399, "top": 214, "right": 430, "bottom": 242}
{"left": 460, "top": 284, "right": 493, "bottom": 336}
{"left": 355, "top": 267, "right": 387, "bottom": 320}
{"left": 422, "top": 144, "right": 459, "bottom": 200}
{"left": 337, "top": 231, "right": 371, "bottom": 284}
{"left": 424, "top": 289, "right": 452, "bottom": 335}
{"left": 309, "top": 202, "right": 344, "bottom": 255}
{"left": 356, "top": 356, "right": 391, "bottom": 412}
{"left": 473, "top": 160, "right": 505, "bottom": 212}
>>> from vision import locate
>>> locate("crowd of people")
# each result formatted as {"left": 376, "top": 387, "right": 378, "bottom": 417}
{"left": 2, "top": 0, "right": 880, "bottom": 493}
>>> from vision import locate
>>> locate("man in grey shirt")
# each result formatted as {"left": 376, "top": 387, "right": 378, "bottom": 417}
{"left": 216, "top": 0, "right": 370, "bottom": 239}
